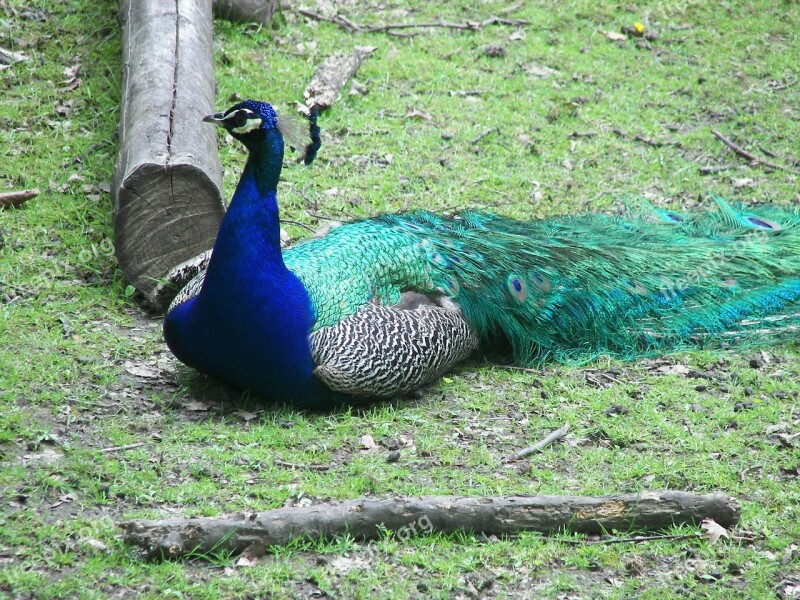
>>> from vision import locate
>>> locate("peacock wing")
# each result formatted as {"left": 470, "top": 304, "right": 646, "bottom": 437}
{"left": 310, "top": 302, "right": 478, "bottom": 398}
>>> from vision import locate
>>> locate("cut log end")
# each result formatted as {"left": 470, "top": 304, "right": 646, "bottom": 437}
{"left": 114, "top": 163, "right": 223, "bottom": 307}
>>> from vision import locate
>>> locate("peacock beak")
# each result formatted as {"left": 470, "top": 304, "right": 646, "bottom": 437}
{"left": 202, "top": 112, "right": 226, "bottom": 125}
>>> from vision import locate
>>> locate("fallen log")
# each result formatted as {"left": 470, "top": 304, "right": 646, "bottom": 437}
{"left": 212, "top": 0, "right": 278, "bottom": 26}
{"left": 0, "top": 188, "right": 38, "bottom": 209}
{"left": 302, "top": 47, "right": 375, "bottom": 114}
{"left": 121, "top": 491, "right": 740, "bottom": 560}
{"left": 114, "top": 0, "right": 225, "bottom": 309}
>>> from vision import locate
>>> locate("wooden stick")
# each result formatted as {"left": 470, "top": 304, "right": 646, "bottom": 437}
{"left": 280, "top": 219, "right": 316, "bottom": 233}
{"left": 294, "top": 8, "right": 360, "bottom": 33}
{"left": 293, "top": 8, "right": 529, "bottom": 34}
{"left": 699, "top": 164, "right": 737, "bottom": 175}
{"left": 101, "top": 441, "right": 149, "bottom": 453}
{"left": 711, "top": 129, "right": 800, "bottom": 175}
{"left": 274, "top": 459, "right": 331, "bottom": 471}
{"left": 504, "top": 422, "right": 570, "bottom": 462}
{"left": 362, "top": 17, "right": 530, "bottom": 33}
{"left": 0, "top": 188, "right": 38, "bottom": 208}
{"left": 470, "top": 128, "right": 496, "bottom": 145}
{"left": 120, "top": 491, "right": 741, "bottom": 560}
{"left": 494, "top": 365, "right": 544, "bottom": 375}
{"left": 558, "top": 532, "right": 700, "bottom": 545}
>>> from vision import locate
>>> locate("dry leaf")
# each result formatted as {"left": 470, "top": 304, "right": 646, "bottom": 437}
{"left": 236, "top": 554, "right": 259, "bottom": 567}
{"left": 700, "top": 518, "right": 730, "bottom": 545}
{"left": 405, "top": 107, "right": 433, "bottom": 121}
{"left": 86, "top": 539, "right": 108, "bottom": 552}
{"left": 183, "top": 400, "right": 209, "bottom": 412}
{"left": 124, "top": 362, "right": 160, "bottom": 379}
{"left": 602, "top": 30, "right": 627, "bottom": 42}
{"left": 236, "top": 541, "right": 266, "bottom": 567}
{"left": 0, "top": 48, "right": 29, "bottom": 65}
{"left": 62, "top": 63, "right": 82, "bottom": 79}
{"left": 234, "top": 411, "right": 259, "bottom": 422}
{"left": 733, "top": 177, "right": 755, "bottom": 188}
{"left": 656, "top": 364, "right": 690, "bottom": 375}
{"left": 779, "top": 583, "right": 800, "bottom": 599}
{"left": 354, "top": 45, "right": 378, "bottom": 58}
{"left": 523, "top": 62, "right": 559, "bottom": 78}
{"left": 398, "top": 434, "right": 416, "bottom": 450}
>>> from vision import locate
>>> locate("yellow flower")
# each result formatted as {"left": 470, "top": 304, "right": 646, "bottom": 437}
{"left": 634, "top": 22, "right": 645, "bottom": 34}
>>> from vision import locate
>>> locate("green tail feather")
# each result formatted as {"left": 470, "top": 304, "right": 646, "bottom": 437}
{"left": 285, "top": 199, "right": 800, "bottom": 365}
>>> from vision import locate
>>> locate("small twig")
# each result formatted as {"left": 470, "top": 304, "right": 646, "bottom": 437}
{"left": 757, "top": 144, "right": 778, "bottom": 158}
{"left": 699, "top": 164, "right": 737, "bottom": 175}
{"left": 559, "top": 532, "right": 699, "bottom": 545}
{"left": 280, "top": 219, "right": 316, "bottom": 233}
{"left": 768, "top": 78, "right": 798, "bottom": 91}
{"left": 364, "top": 18, "right": 530, "bottom": 33}
{"left": 739, "top": 463, "right": 763, "bottom": 483}
{"left": 294, "top": 8, "right": 529, "bottom": 34}
{"left": 599, "top": 372, "right": 625, "bottom": 386}
{"left": 569, "top": 131, "right": 598, "bottom": 138}
{"left": 494, "top": 365, "right": 545, "bottom": 375}
{"left": 496, "top": 3, "right": 523, "bottom": 16}
{"left": 613, "top": 128, "right": 679, "bottom": 148}
{"left": 0, "top": 188, "right": 39, "bottom": 208}
{"left": 504, "top": 422, "right": 570, "bottom": 462}
{"left": 711, "top": 129, "right": 800, "bottom": 175}
{"left": 731, "top": 535, "right": 756, "bottom": 543}
{"left": 307, "top": 211, "right": 347, "bottom": 222}
{"left": 294, "top": 8, "right": 359, "bottom": 33}
{"left": 470, "top": 127, "right": 495, "bottom": 145}
{"left": 751, "top": 78, "right": 799, "bottom": 93}
{"left": 101, "top": 442, "right": 148, "bottom": 453}
{"left": 633, "top": 133, "right": 678, "bottom": 148}
{"left": 758, "top": 144, "right": 799, "bottom": 166}
{"left": 275, "top": 459, "right": 331, "bottom": 471}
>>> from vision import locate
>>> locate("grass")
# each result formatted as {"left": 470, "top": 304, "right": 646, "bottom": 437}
{"left": 1, "top": 0, "right": 800, "bottom": 597}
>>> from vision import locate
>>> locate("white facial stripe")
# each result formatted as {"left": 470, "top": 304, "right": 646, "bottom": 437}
{"left": 231, "top": 117, "right": 263, "bottom": 134}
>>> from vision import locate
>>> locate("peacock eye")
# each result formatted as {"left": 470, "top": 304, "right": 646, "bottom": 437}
{"left": 232, "top": 112, "right": 248, "bottom": 128}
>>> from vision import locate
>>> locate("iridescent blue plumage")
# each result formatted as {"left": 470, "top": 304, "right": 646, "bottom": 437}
{"left": 164, "top": 101, "right": 321, "bottom": 405}
{"left": 164, "top": 99, "right": 800, "bottom": 407}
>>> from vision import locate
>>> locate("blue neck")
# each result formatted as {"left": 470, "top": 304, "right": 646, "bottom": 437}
{"left": 164, "top": 128, "right": 324, "bottom": 406}
{"left": 206, "top": 132, "right": 285, "bottom": 277}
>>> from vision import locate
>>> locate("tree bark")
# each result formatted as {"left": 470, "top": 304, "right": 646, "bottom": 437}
{"left": 114, "top": 0, "right": 225, "bottom": 309}
{"left": 212, "top": 0, "right": 278, "bottom": 26}
{"left": 120, "top": 491, "right": 740, "bottom": 560}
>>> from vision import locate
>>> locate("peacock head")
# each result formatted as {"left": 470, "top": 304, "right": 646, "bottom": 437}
{"left": 203, "top": 99, "right": 320, "bottom": 165}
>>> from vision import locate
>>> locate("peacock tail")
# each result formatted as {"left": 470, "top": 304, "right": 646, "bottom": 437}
{"left": 287, "top": 196, "right": 800, "bottom": 366}
{"left": 164, "top": 99, "right": 800, "bottom": 406}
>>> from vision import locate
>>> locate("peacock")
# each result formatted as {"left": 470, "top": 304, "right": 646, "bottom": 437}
{"left": 163, "top": 99, "right": 800, "bottom": 408}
